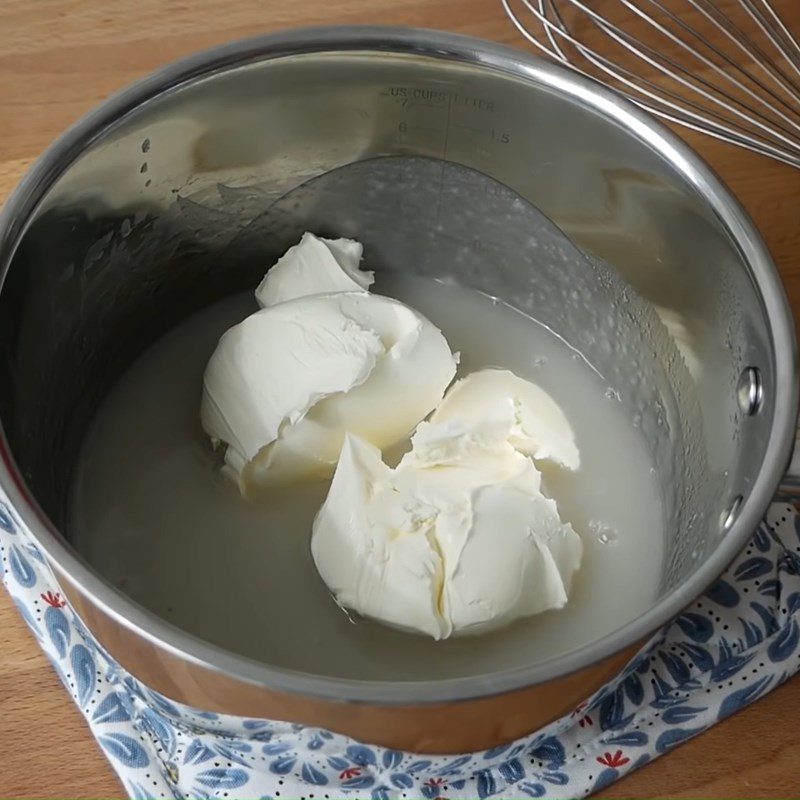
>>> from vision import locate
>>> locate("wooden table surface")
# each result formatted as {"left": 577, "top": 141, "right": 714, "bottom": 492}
{"left": 2, "top": 1, "right": 800, "bottom": 797}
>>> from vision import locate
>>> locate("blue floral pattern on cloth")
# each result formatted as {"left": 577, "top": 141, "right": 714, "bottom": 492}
{"left": 2, "top": 500, "right": 800, "bottom": 799}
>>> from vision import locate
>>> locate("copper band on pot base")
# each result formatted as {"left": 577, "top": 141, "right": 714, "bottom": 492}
{"left": 59, "top": 569, "right": 642, "bottom": 753}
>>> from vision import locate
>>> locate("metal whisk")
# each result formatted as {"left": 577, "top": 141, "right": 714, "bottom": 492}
{"left": 502, "top": 0, "right": 800, "bottom": 168}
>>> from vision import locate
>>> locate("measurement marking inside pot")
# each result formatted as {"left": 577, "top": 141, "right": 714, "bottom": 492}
{"left": 405, "top": 100, "right": 448, "bottom": 110}
{"left": 450, "top": 122, "right": 487, "bottom": 135}
{"left": 380, "top": 86, "right": 495, "bottom": 112}
{"left": 435, "top": 93, "right": 454, "bottom": 224}
{"left": 403, "top": 124, "right": 446, "bottom": 135}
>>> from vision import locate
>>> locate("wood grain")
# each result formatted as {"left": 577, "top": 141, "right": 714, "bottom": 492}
{"left": 1, "top": 0, "right": 800, "bottom": 796}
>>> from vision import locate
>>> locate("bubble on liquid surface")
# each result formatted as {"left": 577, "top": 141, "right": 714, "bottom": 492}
{"left": 589, "top": 520, "right": 619, "bottom": 546}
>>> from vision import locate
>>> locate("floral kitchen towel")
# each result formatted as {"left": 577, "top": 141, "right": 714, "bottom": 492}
{"left": 2, "top": 500, "right": 800, "bottom": 800}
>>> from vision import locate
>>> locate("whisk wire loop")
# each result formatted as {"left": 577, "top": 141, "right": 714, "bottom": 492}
{"left": 502, "top": 0, "right": 800, "bottom": 168}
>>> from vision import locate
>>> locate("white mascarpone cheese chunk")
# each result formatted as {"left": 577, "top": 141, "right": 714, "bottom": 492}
{"left": 201, "top": 292, "right": 457, "bottom": 494}
{"left": 311, "top": 434, "right": 448, "bottom": 639}
{"left": 255, "top": 232, "right": 374, "bottom": 308}
{"left": 431, "top": 368, "right": 580, "bottom": 470}
{"left": 311, "top": 417, "right": 583, "bottom": 639}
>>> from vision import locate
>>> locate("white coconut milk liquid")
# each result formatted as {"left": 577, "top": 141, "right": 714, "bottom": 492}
{"left": 71, "top": 273, "right": 664, "bottom": 681}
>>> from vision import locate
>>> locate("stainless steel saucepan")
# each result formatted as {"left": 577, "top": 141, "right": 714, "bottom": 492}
{"left": 0, "top": 27, "right": 796, "bottom": 753}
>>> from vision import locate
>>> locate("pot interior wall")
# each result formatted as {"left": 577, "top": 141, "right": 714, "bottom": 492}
{"left": 0, "top": 49, "right": 774, "bottom": 657}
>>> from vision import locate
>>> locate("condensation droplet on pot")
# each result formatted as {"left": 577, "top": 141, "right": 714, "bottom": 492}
{"left": 604, "top": 387, "right": 621, "bottom": 402}
{"left": 532, "top": 356, "right": 547, "bottom": 368}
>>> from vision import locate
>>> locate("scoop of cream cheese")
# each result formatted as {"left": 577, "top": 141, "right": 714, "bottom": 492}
{"left": 255, "top": 232, "right": 374, "bottom": 308}
{"left": 431, "top": 368, "right": 580, "bottom": 470}
{"left": 311, "top": 412, "right": 583, "bottom": 639}
{"left": 201, "top": 290, "right": 457, "bottom": 494}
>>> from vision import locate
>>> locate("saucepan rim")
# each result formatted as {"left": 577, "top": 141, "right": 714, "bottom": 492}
{"left": 0, "top": 25, "right": 796, "bottom": 706}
